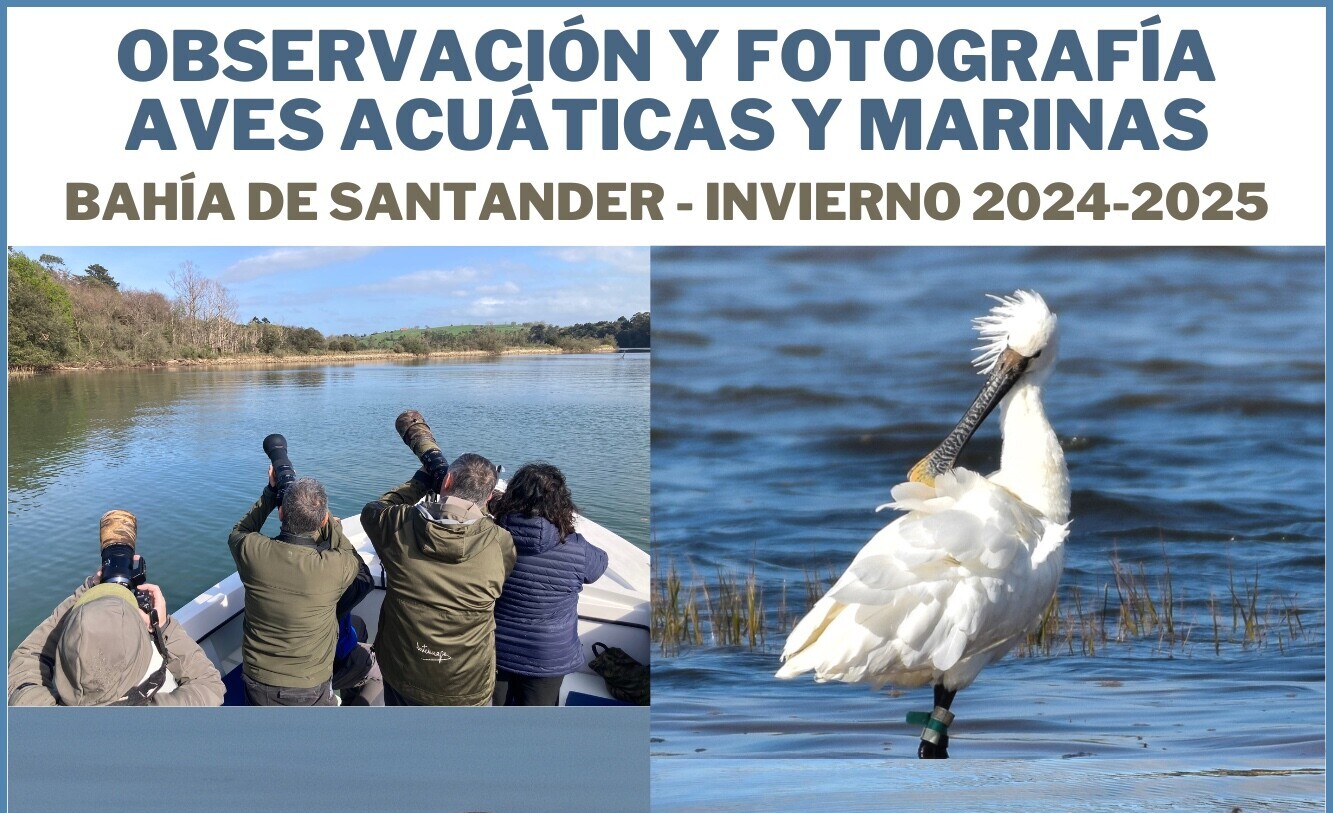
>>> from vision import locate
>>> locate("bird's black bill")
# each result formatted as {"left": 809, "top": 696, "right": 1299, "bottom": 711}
{"left": 908, "top": 348, "right": 1029, "bottom": 484}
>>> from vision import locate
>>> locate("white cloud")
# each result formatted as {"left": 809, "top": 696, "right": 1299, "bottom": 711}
{"left": 545, "top": 247, "right": 649, "bottom": 274}
{"left": 471, "top": 297, "right": 506, "bottom": 315}
{"left": 465, "top": 285, "right": 641, "bottom": 323}
{"left": 348, "top": 267, "right": 481, "bottom": 294}
{"left": 476, "top": 281, "right": 521, "bottom": 295}
{"left": 221, "top": 247, "right": 379, "bottom": 282}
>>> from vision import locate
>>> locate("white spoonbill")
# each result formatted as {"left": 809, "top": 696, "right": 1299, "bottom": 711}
{"left": 775, "top": 290, "right": 1070, "bottom": 759}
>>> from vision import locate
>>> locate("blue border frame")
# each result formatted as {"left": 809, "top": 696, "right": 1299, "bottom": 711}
{"left": 0, "top": 2, "right": 1328, "bottom": 810}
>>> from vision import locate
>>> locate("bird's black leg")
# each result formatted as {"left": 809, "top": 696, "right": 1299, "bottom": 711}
{"left": 916, "top": 684, "right": 958, "bottom": 759}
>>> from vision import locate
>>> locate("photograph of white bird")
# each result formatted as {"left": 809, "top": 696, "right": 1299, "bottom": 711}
{"left": 776, "top": 290, "right": 1071, "bottom": 759}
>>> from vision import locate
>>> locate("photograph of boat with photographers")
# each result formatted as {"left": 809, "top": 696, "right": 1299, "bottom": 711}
{"left": 7, "top": 245, "right": 650, "bottom": 710}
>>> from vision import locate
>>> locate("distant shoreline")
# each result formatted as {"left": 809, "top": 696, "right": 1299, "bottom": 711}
{"left": 8, "top": 345, "right": 627, "bottom": 377}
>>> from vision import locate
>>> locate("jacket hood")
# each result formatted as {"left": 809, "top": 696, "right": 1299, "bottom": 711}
{"left": 500, "top": 514, "right": 564, "bottom": 555}
{"left": 411, "top": 499, "right": 496, "bottom": 563}
{"left": 54, "top": 590, "right": 152, "bottom": 705}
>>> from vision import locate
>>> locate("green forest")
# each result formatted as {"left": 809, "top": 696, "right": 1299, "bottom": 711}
{"left": 8, "top": 250, "right": 650, "bottom": 370}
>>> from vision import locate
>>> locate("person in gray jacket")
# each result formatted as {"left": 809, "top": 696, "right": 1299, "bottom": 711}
{"left": 8, "top": 577, "right": 223, "bottom": 706}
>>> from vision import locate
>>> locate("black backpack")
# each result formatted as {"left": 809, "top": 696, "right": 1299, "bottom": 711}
{"left": 589, "top": 642, "right": 650, "bottom": 705}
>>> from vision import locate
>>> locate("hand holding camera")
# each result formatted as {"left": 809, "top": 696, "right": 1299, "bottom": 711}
{"left": 134, "top": 583, "right": 167, "bottom": 629}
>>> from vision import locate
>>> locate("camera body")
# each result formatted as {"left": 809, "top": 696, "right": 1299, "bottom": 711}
{"left": 100, "top": 543, "right": 146, "bottom": 588}
{"left": 101, "top": 542, "right": 155, "bottom": 615}
{"left": 263, "top": 433, "right": 298, "bottom": 503}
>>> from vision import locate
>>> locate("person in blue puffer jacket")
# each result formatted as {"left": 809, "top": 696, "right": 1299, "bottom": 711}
{"left": 490, "top": 463, "right": 609, "bottom": 706}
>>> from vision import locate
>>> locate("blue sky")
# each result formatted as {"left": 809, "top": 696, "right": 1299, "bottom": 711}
{"left": 14, "top": 246, "right": 649, "bottom": 335}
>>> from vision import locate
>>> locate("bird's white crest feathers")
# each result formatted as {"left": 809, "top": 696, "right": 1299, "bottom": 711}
{"left": 971, "top": 290, "right": 1055, "bottom": 373}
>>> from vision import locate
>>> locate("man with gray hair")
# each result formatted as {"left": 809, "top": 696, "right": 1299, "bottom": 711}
{"left": 230, "top": 468, "right": 372, "bottom": 705}
{"left": 362, "top": 451, "right": 516, "bottom": 705}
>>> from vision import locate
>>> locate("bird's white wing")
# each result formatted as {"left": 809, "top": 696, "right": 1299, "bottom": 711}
{"left": 777, "top": 469, "right": 1067, "bottom": 689}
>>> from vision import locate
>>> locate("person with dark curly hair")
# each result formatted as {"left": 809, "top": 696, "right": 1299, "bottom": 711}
{"left": 490, "top": 463, "right": 609, "bottom": 706}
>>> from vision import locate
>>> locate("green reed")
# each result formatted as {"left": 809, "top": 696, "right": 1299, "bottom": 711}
{"left": 652, "top": 546, "right": 1313, "bottom": 658}
{"left": 652, "top": 560, "right": 702, "bottom": 656}
{"left": 653, "top": 559, "right": 765, "bottom": 654}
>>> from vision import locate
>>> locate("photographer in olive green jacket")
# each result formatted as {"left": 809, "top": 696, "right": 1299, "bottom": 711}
{"left": 229, "top": 469, "right": 368, "bottom": 705}
{"left": 361, "top": 453, "right": 516, "bottom": 706}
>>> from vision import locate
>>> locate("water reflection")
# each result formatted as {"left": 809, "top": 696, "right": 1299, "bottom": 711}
{"left": 9, "top": 355, "right": 649, "bottom": 652}
{"left": 256, "top": 367, "right": 329, "bottom": 389}
{"left": 9, "top": 369, "right": 194, "bottom": 495}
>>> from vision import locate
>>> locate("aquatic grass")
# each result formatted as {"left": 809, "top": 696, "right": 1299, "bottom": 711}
{"left": 702, "top": 565, "right": 766, "bottom": 648}
{"left": 1026, "top": 544, "right": 1305, "bottom": 658}
{"left": 1277, "top": 595, "right": 1306, "bottom": 641}
{"left": 1209, "top": 595, "right": 1222, "bottom": 656}
{"left": 652, "top": 560, "right": 702, "bottom": 656}
{"left": 1228, "top": 563, "right": 1263, "bottom": 646}
{"left": 1016, "top": 588, "right": 1064, "bottom": 657}
{"left": 655, "top": 558, "right": 766, "bottom": 653}
{"left": 803, "top": 563, "right": 838, "bottom": 611}
{"left": 652, "top": 547, "right": 1316, "bottom": 659}
{"left": 1109, "top": 551, "right": 1165, "bottom": 642}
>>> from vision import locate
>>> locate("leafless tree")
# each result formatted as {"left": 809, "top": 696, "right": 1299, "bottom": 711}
{"left": 202, "top": 277, "right": 239, "bottom": 352}
{"left": 168, "top": 261, "right": 209, "bottom": 347}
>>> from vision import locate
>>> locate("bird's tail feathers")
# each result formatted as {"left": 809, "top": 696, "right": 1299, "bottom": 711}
{"left": 776, "top": 598, "right": 845, "bottom": 677}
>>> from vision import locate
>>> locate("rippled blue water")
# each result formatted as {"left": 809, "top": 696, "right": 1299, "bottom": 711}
{"left": 8, "top": 353, "right": 649, "bottom": 651}
{"left": 650, "top": 247, "right": 1324, "bottom": 775}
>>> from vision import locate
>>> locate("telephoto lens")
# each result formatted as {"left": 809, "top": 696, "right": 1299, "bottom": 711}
{"left": 262, "top": 433, "right": 298, "bottom": 503}
{"left": 99, "top": 509, "right": 146, "bottom": 588}
{"left": 395, "top": 410, "right": 449, "bottom": 488}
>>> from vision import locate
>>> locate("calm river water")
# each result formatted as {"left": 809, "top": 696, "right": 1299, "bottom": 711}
{"left": 650, "top": 247, "right": 1323, "bottom": 807}
{"left": 8, "top": 353, "right": 648, "bottom": 651}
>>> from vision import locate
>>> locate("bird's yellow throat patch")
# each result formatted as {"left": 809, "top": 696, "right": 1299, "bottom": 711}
{"left": 908, "top": 456, "right": 936, "bottom": 487}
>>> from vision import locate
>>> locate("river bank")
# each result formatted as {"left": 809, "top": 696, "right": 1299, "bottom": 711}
{"left": 6, "top": 344, "right": 623, "bottom": 376}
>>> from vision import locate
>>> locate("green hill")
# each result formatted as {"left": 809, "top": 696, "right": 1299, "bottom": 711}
{"left": 362, "top": 323, "right": 530, "bottom": 349}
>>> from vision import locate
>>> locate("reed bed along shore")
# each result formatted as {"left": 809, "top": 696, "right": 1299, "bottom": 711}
{"left": 5, "top": 345, "right": 617, "bottom": 377}
{"left": 652, "top": 545, "right": 1315, "bottom": 659}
